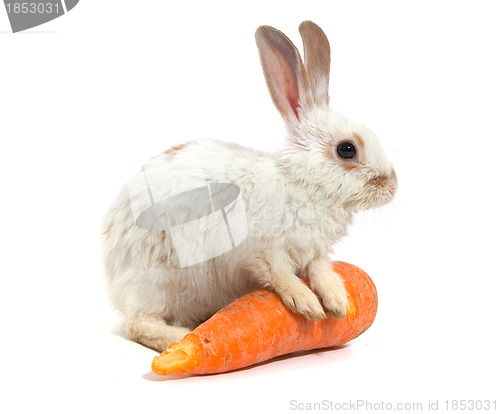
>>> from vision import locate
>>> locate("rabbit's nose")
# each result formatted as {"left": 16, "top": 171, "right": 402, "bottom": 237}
{"left": 387, "top": 170, "right": 398, "bottom": 195}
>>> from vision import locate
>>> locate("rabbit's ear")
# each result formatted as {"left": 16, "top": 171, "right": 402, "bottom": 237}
{"left": 255, "top": 25, "right": 307, "bottom": 121}
{"left": 299, "top": 21, "right": 330, "bottom": 106}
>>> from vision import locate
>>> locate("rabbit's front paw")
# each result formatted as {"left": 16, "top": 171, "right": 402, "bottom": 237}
{"left": 317, "top": 280, "right": 349, "bottom": 319}
{"left": 275, "top": 279, "right": 326, "bottom": 320}
{"left": 308, "top": 264, "right": 349, "bottom": 319}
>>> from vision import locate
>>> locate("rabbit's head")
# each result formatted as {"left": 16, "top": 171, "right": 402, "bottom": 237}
{"left": 256, "top": 21, "right": 397, "bottom": 210}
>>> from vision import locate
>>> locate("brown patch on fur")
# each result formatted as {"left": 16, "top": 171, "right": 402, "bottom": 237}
{"left": 323, "top": 143, "right": 335, "bottom": 162}
{"left": 339, "top": 160, "right": 362, "bottom": 171}
{"left": 367, "top": 174, "right": 389, "bottom": 190}
{"left": 351, "top": 133, "right": 365, "bottom": 152}
{"left": 163, "top": 141, "right": 193, "bottom": 160}
{"left": 140, "top": 141, "right": 194, "bottom": 172}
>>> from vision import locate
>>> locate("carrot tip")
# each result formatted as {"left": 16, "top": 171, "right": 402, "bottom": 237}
{"left": 151, "top": 340, "right": 200, "bottom": 376}
{"left": 152, "top": 348, "right": 189, "bottom": 375}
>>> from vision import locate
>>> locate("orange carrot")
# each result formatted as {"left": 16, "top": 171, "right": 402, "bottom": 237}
{"left": 152, "top": 261, "right": 378, "bottom": 376}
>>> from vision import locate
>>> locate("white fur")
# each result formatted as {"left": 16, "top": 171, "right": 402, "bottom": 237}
{"left": 101, "top": 22, "right": 397, "bottom": 352}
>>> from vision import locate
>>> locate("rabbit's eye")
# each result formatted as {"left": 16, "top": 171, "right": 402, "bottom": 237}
{"left": 337, "top": 141, "right": 357, "bottom": 159}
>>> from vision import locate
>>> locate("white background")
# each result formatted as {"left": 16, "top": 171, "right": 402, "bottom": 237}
{"left": 1, "top": 1, "right": 499, "bottom": 413}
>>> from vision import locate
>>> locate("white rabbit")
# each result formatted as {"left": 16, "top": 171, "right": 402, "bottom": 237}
{"left": 101, "top": 21, "right": 397, "bottom": 352}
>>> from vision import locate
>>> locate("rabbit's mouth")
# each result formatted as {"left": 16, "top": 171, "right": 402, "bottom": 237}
{"left": 365, "top": 171, "right": 397, "bottom": 208}
{"left": 345, "top": 170, "right": 397, "bottom": 210}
